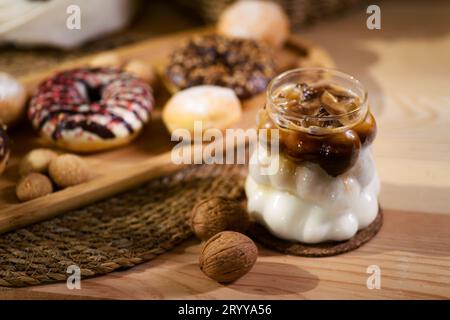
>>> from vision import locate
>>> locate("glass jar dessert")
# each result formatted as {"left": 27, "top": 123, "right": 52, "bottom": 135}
{"left": 246, "top": 68, "right": 380, "bottom": 244}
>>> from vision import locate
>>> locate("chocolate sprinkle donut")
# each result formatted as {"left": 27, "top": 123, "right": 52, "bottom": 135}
{"left": 165, "top": 34, "right": 277, "bottom": 99}
{"left": 28, "top": 68, "right": 154, "bottom": 152}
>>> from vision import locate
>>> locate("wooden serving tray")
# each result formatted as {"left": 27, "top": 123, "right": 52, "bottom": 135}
{"left": 0, "top": 29, "right": 334, "bottom": 234}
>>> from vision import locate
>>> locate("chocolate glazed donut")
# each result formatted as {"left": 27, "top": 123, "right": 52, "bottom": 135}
{"left": 28, "top": 68, "right": 154, "bottom": 153}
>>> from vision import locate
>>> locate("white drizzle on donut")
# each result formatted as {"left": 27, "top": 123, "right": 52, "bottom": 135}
{"left": 28, "top": 68, "right": 154, "bottom": 143}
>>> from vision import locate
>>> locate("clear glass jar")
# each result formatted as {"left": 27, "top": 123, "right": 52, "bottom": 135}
{"left": 260, "top": 67, "right": 376, "bottom": 176}
{"left": 246, "top": 68, "right": 380, "bottom": 244}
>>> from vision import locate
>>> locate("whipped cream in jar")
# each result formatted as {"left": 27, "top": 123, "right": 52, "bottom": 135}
{"left": 246, "top": 68, "right": 380, "bottom": 244}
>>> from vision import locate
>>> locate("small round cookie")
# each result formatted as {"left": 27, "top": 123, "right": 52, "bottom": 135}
{"left": 49, "top": 154, "right": 90, "bottom": 188}
{"left": 0, "top": 72, "right": 27, "bottom": 126}
{"left": 28, "top": 67, "right": 154, "bottom": 153}
{"left": 0, "top": 125, "right": 10, "bottom": 175}
{"left": 218, "top": 0, "right": 290, "bottom": 48}
{"left": 165, "top": 34, "right": 276, "bottom": 99}
{"left": 162, "top": 85, "right": 242, "bottom": 137}
{"left": 19, "top": 148, "right": 58, "bottom": 176}
{"left": 16, "top": 173, "right": 53, "bottom": 202}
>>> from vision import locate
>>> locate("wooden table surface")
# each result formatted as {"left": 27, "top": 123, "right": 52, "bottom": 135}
{"left": 1, "top": 0, "right": 449, "bottom": 300}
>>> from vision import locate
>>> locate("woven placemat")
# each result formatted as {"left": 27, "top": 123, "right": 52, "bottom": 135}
{"left": 0, "top": 164, "right": 246, "bottom": 288}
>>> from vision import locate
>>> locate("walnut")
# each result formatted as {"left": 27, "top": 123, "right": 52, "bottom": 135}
{"left": 16, "top": 173, "right": 53, "bottom": 202}
{"left": 199, "top": 231, "right": 258, "bottom": 283}
{"left": 190, "top": 196, "right": 250, "bottom": 241}
{"left": 48, "top": 154, "right": 91, "bottom": 188}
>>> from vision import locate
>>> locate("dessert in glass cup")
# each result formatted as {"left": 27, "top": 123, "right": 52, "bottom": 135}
{"left": 246, "top": 68, "right": 380, "bottom": 244}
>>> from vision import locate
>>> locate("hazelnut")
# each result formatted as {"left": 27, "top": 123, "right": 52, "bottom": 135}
{"left": 48, "top": 154, "right": 91, "bottom": 188}
{"left": 190, "top": 197, "right": 250, "bottom": 241}
{"left": 19, "top": 148, "right": 58, "bottom": 176}
{"left": 199, "top": 231, "right": 257, "bottom": 283}
{"left": 123, "top": 59, "right": 156, "bottom": 86}
{"left": 89, "top": 52, "right": 122, "bottom": 68}
{"left": 16, "top": 173, "right": 53, "bottom": 202}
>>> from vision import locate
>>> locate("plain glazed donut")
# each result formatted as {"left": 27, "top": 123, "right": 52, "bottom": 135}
{"left": 0, "top": 72, "right": 27, "bottom": 126}
{"left": 28, "top": 68, "right": 154, "bottom": 153}
{"left": 162, "top": 85, "right": 242, "bottom": 137}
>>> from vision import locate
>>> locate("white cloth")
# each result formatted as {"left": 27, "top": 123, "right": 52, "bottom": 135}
{"left": 0, "top": 0, "right": 138, "bottom": 49}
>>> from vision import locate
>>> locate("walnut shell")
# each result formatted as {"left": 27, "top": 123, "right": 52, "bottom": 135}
{"left": 199, "top": 231, "right": 257, "bottom": 283}
{"left": 190, "top": 197, "right": 250, "bottom": 241}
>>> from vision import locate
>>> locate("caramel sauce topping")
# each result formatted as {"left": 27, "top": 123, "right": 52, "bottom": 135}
{"left": 259, "top": 83, "right": 377, "bottom": 176}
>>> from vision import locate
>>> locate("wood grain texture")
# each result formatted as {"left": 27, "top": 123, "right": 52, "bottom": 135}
{"left": 0, "top": 29, "right": 332, "bottom": 234}
{"left": 4, "top": 209, "right": 448, "bottom": 300}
